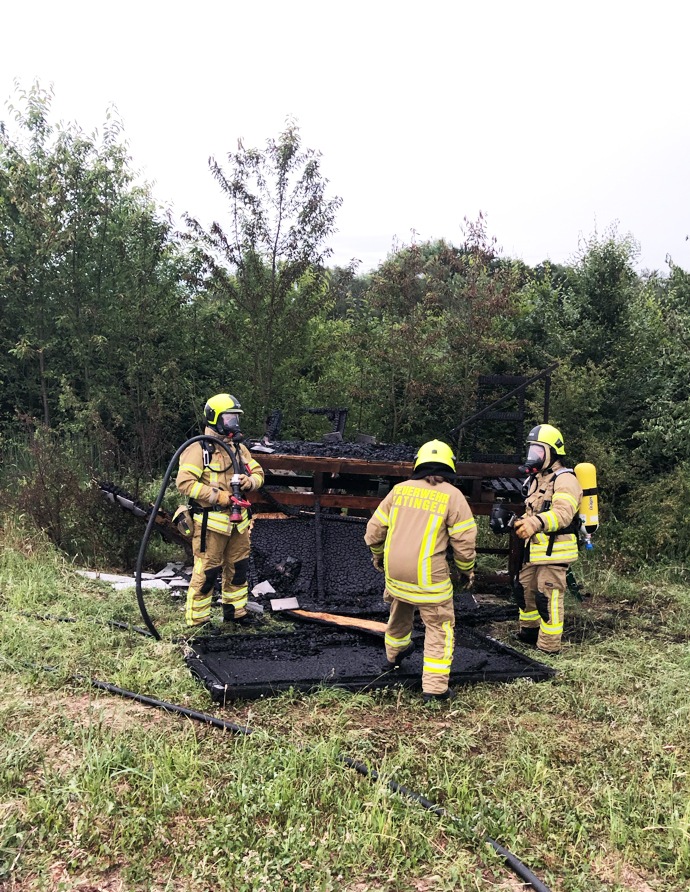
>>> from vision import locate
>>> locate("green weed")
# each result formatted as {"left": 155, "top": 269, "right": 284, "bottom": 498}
{"left": 0, "top": 521, "right": 689, "bottom": 890}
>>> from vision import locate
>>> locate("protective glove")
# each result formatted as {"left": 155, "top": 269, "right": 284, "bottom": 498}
{"left": 215, "top": 490, "right": 232, "bottom": 508}
{"left": 461, "top": 570, "right": 475, "bottom": 590}
{"left": 371, "top": 553, "right": 384, "bottom": 573}
{"left": 513, "top": 515, "right": 543, "bottom": 540}
{"left": 237, "top": 474, "right": 255, "bottom": 492}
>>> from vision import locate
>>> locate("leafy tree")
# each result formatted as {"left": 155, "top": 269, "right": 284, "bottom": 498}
{"left": 632, "top": 262, "right": 690, "bottom": 470}
{"left": 184, "top": 119, "right": 342, "bottom": 427}
{"left": 353, "top": 220, "right": 522, "bottom": 445}
{"left": 0, "top": 83, "right": 198, "bottom": 472}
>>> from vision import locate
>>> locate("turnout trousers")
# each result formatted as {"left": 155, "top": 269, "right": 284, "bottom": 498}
{"left": 517, "top": 563, "right": 566, "bottom": 653}
{"left": 185, "top": 526, "right": 250, "bottom": 627}
{"left": 384, "top": 593, "right": 455, "bottom": 695}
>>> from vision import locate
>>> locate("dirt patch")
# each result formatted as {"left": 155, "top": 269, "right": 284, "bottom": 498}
{"left": 2, "top": 863, "right": 193, "bottom": 892}
{"left": 57, "top": 693, "right": 168, "bottom": 733}
{"left": 592, "top": 853, "right": 656, "bottom": 891}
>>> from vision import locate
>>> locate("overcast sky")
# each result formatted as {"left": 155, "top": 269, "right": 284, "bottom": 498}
{"left": 2, "top": 1, "right": 689, "bottom": 274}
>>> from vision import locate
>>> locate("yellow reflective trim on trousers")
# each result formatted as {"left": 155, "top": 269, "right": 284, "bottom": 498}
{"left": 424, "top": 662, "right": 452, "bottom": 674}
{"left": 519, "top": 608, "right": 540, "bottom": 622}
{"left": 418, "top": 514, "right": 442, "bottom": 587}
{"left": 424, "top": 621, "right": 453, "bottom": 675}
{"left": 553, "top": 491, "right": 579, "bottom": 510}
{"left": 442, "top": 619, "right": 454, "bottom": 662}
{"left": 540, "top": 588, "right": 563, "bottom": 634}
{"left": 540, "top": 621, "right": 564, "bottom": 635}
{"left": 222, "top": 586, "right": 248, "bottom": 606}
{"left": 180, "top": 463, "right": 202, "bottom": 476}
{"left": 385, "top": 632, "right": 412, "bottom": 648}
{"left": 186, "top": 590, "right": 213, "bottom": 623}
{"left": 424, "top": 657, "right": 452, "bottom": 668}
{"left": 448, "top": 517, "right": 477, "bottom": 536}
{"left": 190, "top": 482, "right": 204, "bottom": 499}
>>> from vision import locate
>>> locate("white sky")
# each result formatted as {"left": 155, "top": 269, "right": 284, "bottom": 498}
{"left": 2, "top": 0, "right": 689, "bottom": 274}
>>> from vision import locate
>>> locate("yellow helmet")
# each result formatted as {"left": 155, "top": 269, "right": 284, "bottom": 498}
{"left": 526, "top": 424, "right": 565, "bottom": 455}
{"left": 204, "top": 393, "right": 244, "bottom": 436}
{"left": 521, "top": 423, "right": 565, "bottom": 474}
{"left": 414, "top": 440, "right": 456, "bottom": 472}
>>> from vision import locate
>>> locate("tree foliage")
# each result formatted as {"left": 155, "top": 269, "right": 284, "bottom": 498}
{"left": 2, "top": 85, "right": 690, "bottom": 564}
{"left": 0, "top": 83, "right": 198, "bottom": 473}
{"left": 184, "top": 119, "right": 343, "bottom": 424}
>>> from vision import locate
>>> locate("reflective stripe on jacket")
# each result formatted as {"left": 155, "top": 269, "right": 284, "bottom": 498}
{"left": 524, "top": 464, "right": 582, "bottom": 564}
{"left": 175, "top": 429, "right": 264, "bottom": 536}
{"left": 364, "top": 478, "right": 477, "bottom": 604}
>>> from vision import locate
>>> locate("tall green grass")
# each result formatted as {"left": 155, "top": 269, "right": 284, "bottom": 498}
{"left": 1, "top": 517, "right": 689, "bottom": 890}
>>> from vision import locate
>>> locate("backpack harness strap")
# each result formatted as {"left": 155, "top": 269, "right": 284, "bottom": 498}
{"left": 544, "top": 468, "right": 580, "bottom": 557}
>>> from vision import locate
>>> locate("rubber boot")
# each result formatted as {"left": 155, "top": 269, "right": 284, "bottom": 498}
{"left": 423, "top": 688, "right": 456, "bottom": 705}
{"left": 223, "top": 604, "right": 261, "bottom": 626}
{"left": 382, "top": 641, "right": 416, "bottom": 672}
{"left": 514, "top": 628, "right": 539, "bottom": 647}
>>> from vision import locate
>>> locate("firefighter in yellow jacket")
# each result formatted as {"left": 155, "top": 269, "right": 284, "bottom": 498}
{"left": 175, "top": 394, "right": 265, "bottom": 628}
{"left": 364, "top": 440, "right": 477, "bottom": 703}
{"left": 513, "top": 423, "right": 582, "bottom": 654}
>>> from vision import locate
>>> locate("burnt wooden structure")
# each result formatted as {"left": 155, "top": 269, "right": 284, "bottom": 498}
{"left": 248, "top": 451, "right": 525, "bottom": 578}
{"left": 248, "top": 452, "right": 518, "bottom": 516}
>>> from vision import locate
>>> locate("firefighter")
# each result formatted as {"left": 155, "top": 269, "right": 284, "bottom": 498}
{"left": 513, "top": 423, "right": 583, "bottom": 655}
{"left": 175, "top": 394, "right": 265, "bottom": 628}
{"left": 364, "top": 440, "right": 477, "bottom": 703}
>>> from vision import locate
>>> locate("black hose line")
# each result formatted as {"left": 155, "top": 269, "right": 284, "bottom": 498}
{"left": 135, "top": 435, "right": 242, "bottom": 641}
{"left": 2, "top": 651, "right": 551, "bottom": 892}
{"left": 339, "top": 755, "right": 553, "bottom": 892}
{"left": 65, "top": 670, "right": 552, "bottom": 891}
{"left": 18, "top": 612, "right": 154, "bottom": 638}
{"left": 77, "top": 676, "right": 252, "bottom": 736}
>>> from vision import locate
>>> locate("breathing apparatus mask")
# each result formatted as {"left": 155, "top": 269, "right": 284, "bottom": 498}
{"left": 218, "top": 412, "right": 244, "bottom": 442}
{"left": 518, "top": 443, "right": 548, "bottom": 477}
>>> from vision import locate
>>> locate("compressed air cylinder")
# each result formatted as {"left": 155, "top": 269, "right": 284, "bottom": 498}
{"left": 574, "top": 463, "right": 599, "bottom": 533}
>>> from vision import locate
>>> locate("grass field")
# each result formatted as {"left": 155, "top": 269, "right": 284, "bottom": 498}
{"left": 1, "top": 519, "right": 689, "bottom": 891}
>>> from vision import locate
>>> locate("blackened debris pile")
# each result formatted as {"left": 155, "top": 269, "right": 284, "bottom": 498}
{"left": 253, "top": 439, "right": 417, "bottom": 462}
{"left": 249, "top": 516, "right": 518, "bottom": 624}
{"left": 186, "top": 623, "right": 555, "bottom": 701}
{"left": 249, "top": 516, "right": 385, "bottom": 610}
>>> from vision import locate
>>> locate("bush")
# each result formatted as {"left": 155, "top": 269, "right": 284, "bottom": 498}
{"left": 618, "top": 462, "right": 690, "bottom": 566}
{"left": 0, "top": 428, "right": 172, "bottom": 569}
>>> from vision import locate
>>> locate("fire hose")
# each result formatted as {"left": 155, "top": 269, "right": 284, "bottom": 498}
{"left": 135, "top": 434, "right": 247, "bottom": 641}
{"left": 3, "top": 650, "right": 552, "bottom": 892}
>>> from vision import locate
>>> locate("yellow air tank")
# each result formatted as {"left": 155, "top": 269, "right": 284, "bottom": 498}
{"left": 574, "top": 463, "right": 599, "bottom": 547}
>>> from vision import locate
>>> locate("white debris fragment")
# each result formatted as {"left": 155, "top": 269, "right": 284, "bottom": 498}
{"left": 252, "top": 580, "right": 276, "bottom": 596}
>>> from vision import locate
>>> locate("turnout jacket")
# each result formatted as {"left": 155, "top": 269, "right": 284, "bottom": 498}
{"left": 365, "top": 478, "right": 477, "bottom": 604}
{"left": 175, "top": 428, "right": 264, "bottom": 535}
{"left": 523, "top": 462, "right": 583, "bottom": 564}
